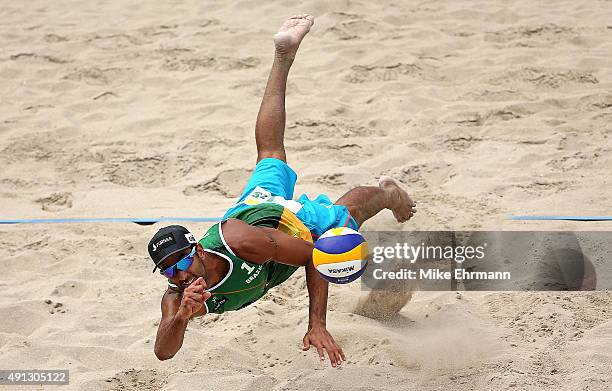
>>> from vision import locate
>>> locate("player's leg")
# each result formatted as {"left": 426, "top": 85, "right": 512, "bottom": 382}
{"left": 223, "top": 15, "right": 314, "bottom": 218}
{"left": 336, "top": 177, "right": 417, "bottom": 320}
{"left": 335, "top": 176, "right": 416, "bottom": 227}
{"left": 255, "top": 14, "right": 314, "bottom": 163}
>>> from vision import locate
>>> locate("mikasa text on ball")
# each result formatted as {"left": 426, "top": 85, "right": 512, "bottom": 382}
{"left": 312, "top": 227, "right": 369, "bottom": 284}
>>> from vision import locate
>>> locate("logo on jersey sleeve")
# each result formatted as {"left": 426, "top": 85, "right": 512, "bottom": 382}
{"left": 210, "top": 296, "right": 229, "bottom": 312}
{"left": 240, "top": 186, "right": 304, "bottom": 214}
{"left": 244, "top": 186, "right": 272, "bottom": 205}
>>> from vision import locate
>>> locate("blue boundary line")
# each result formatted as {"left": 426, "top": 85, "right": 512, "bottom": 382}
{"left": 510, "top": 215, "right": 612, "bottom": 221}
{"left": 2, "top": 216, "right": 611, "bottom": 224}
{"left": 0, "top": 217, "right": 223, "bottom": 224}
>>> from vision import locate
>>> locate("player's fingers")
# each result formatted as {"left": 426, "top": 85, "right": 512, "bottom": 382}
{"left": 317, "top": 347, "right": 325, "bottom": 361}
{"left": 187, "top": 292, "right": 204, "bottom": 302}
{"left": 329, "top": 352, "right": 336, "bottom": 367}
{"left": 324, "top": 344, "right": 335, "bottom": 365}
{"left": 185, "top": 296, "right": 202, "bottom": 306}
{"left": 191, "top": 292, "right": 204, "bottom": 301}
{"left": 302, "top": 337, "right": 310, "bottom": 351}
{"left": 185, "top": 280, "right": 204, "bottom": 294}
{"left": 339, "top": 346, "right": 346, "bottom": 362}
{"left": 194, "top": 277, "right": 207, "bottom": 290}
{"left": 328, "top": 339, "right": 343, "bottom": 365}
{"left": 203, "top": 291, "right": 212, "bottom": 301}
{"left": 329, "top": 348, "right": 339, "bottom": 367}
{"left": 188, "top": 284, "right": 204, "bottom": 294}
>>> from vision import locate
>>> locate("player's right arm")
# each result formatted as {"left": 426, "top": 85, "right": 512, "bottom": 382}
{"left": 154, "top": 278, "right": 210, "bottom": 360}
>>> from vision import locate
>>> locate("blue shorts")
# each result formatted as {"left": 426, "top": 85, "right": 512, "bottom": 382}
{"left": 223, "top": 158, "right": 359, "bottom": 238}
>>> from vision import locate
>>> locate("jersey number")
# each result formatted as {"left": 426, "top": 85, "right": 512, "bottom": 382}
{"left": 241, "top": 262, "right": 255, "bottom": 274}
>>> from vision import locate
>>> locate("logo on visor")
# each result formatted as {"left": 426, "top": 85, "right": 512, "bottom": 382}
{"left": 185, "top": 233, "right": 196, "bottom": 244}
{"left": 152, "top": 235, "right": 175, "bottom": 252}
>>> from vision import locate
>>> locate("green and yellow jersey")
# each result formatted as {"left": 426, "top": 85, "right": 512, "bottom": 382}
{"left": 171, "top": 203, "right": 313, "bottom": 314}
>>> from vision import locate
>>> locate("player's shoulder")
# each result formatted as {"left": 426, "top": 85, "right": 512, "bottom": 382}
{"left": 199, "top": 222, "right": 224, "bottom": 248}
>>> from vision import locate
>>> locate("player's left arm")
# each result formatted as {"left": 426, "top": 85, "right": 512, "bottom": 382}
{"left": 302, "top": 257, "right": 345, "bottom": 367}
{"left": 221, "top": 218, "right": 313, "bottom": 266}
{"left": 223, "top": 218, "right": 345, "bottom": 367}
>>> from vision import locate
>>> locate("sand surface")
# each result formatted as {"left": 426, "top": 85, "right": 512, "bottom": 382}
{"left": 1, "top": 0, "right": 611, "bottom": 390}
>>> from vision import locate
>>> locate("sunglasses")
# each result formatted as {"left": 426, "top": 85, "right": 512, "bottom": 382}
{"left": 160, "top": 246, "right": 196, "bottom": 278}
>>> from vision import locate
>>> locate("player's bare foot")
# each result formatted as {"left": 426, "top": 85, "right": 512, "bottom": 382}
{"left": 273, "top": 14, "right": 314, "bottom": 61}
{"left": 379, "top": 176, "right": 416, "bottom": 223}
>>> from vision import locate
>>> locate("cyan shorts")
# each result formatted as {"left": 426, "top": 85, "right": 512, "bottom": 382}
{"left": 223, "top": 158, "right": 359, "bottom": 238}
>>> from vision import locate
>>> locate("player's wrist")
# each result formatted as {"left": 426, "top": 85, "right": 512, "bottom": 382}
{"left": 308, "top": 318, "right": 326, "bottom": 329}
{"left": 174, "top": 309, "right": 191, "bottom": 324}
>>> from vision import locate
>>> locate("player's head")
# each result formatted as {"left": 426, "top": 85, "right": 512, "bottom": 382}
{"left": 148, "top": 225, "right": 206, "bottom": 287}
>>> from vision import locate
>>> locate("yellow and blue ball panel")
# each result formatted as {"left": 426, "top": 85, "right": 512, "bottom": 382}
{"left": 312, "top": 227, "right": 369, "bottom": 284}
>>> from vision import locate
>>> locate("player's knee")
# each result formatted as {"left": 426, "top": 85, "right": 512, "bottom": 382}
{"left": 340, "top": 203, "right": 362, "bottom": 225}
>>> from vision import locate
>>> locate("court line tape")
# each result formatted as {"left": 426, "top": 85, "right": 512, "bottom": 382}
{"left": 2, "top": 216, "right": 611, "bottom": 224}
{"left": 510, "top": 215, "right": 612, "bottom": 221}
{"left": 0, "top": 217, "right": 223, "bottom": 225}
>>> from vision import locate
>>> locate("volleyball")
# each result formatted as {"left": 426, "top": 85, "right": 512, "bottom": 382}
{"left": 312, "top": 227, "right": 369, "bottom": 284}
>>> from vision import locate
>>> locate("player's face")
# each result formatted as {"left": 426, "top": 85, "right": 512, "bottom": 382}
{"left": 159, "top": 246, "right": 206, "bottom": 289}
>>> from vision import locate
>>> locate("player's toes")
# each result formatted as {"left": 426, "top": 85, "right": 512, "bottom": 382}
{"left": 292, "top": 14, "right": 314, "bottom": 25}
{"left": 395, "top": 211, "right": 410, "bottom": 223}
{"left": 398, "top": 207, "right": 415, "bottom": 222}
{"left": 405, "top": 195, "right": 416, "bottom": 207}
{"left": 391, "top": 210, "right": 402, "bottom": 222}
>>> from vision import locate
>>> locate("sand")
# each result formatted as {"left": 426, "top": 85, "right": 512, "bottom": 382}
{"left": 1, "top": 0, "right": 611, "bottom": 390}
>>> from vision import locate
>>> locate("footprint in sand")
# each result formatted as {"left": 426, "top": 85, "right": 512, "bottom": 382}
{"left": 63, "top": 67, "right": 133, "bottom": 86}
{"left": 183, "top": 168, "right": 252, "bottom": 198}
{"left": 323, "top": 14, "right": 379, "bottom": 41}
{"left": 344, "top": 62, "right": 442, "bottom": 84}
{"left": 51, "top": 281, "right": 85, "bottom": 298}
{"left": 94, "top": 369, "right": 166, "bottom": 391}
{"left": 487, "top": 67, "right": 598, "bottom": 89}
{"left": 35, "top": 191, "right": 73, "bottom": 212}
{"left": 485, "top": 24, "right": 578, "bottom": 46}
{"left": 316, "top": 173, "right": 346, "bottom": 186}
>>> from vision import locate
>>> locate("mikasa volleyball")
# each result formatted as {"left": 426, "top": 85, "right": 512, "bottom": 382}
{"left": 312, "top": 227, "right": 369, "bottom": 284}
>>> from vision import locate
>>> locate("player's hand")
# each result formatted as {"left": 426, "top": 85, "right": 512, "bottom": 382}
{"left": 176, "top": 277, "right": 211, "bottom": 321}
{"left": 303, "top": 326, "right": 345, "bottom": 367}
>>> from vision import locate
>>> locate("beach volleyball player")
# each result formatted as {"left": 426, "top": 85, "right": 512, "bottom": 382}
{"left": 147, "top": 15, "right": 416, "bottom": 367}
